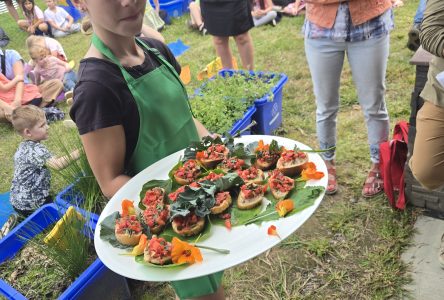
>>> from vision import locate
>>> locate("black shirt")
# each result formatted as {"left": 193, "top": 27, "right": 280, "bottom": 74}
{"left": 70, "top": 38, "right": 181, "bottom": 164}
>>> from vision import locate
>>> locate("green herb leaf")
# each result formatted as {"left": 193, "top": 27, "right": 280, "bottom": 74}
{"left": 99, "top": 212, "right": 133, "bottom": 249}
{"left": 139, "top": 179, "right": 173, "bottom": 210}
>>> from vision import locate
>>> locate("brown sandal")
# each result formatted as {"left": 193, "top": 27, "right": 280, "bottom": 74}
{"left": 326, "top": 165, "right": 338, "bottom": 195}
{"left": 362, "top": 169, "right": 384, "bottom": 198}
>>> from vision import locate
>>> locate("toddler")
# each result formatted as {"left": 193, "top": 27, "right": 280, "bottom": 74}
{"left": 10, "top": 105, "right": 80, "bottom": 217}
{"left": 28, "top": 45, "right": 77, "bottom": 92}
{"left": 44, "top": 0, "right": 80, "bottom": 38}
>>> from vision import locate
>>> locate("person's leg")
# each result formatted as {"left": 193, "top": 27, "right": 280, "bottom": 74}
{"left": 253, "top": 11, "right": 277, "bottom": 27}
{"left": 63, "top": 71, "right": 77, "bottom": 91}
{"left": 213, "top": 36, "right": 233, "bottom": 69}
{"left": 68, "top": 23, "right": 81, "bottom": 33}
{"left": 413, "top": 0, "right": 427, "bottom": 25}
{"left": 347, "top": 34, "right": 390, "bottom": 197}
{"left": 189, "top": 1, "right": 203, "bottom": 28}
{"left": 305, "top": 38, "right": 345, "bottom": 194}
{"left": 4, "top": 0, "right": 19, "bottom": 22}
{"left": 409, "top": 101, "right": 444, "bottom": 190}
{"left": 17, "top": 19, "right": 28, "bottom": 31}
{"left": 233, "top": 31, "right": 254, "bottom": 70}
{"left": 52, "top": 29, "right": 69, "bottom": 38}
{"left": 38, "top": 22, "right": 49, "bottom": 34}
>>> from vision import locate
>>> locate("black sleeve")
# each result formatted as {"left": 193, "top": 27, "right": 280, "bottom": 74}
{"left": 141, "top": 37, "right": 182, "bottom": 75}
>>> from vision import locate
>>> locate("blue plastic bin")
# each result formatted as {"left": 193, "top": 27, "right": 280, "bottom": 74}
{"left": 150, "top": 0, "right": 184, "bottom": 18}
{"left": 60, "top": 0, "right": 82, "bottom": 22}
{"left": 0, "top": 204, "right": 130, "bottom": 300}
{"left": 218, "top": 69, "right": 289, "bottom": 135}
{"left": 55, "top": 183, "right": 83, "bottom": 210}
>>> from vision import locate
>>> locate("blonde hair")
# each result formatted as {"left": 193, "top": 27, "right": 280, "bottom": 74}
{"left": 28, "top": 45, "right": 49, "bottom": 62}
{"left": 11, "top": 105, "right": 46, "bottom": 134}
{"left": 25, "top": 35, "right": 44, "bottom": 49}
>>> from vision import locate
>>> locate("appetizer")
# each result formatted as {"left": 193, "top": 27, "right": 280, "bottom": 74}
{"left": 219, "top": 156, "right": 245, "bottom": 172}
{"left": 276, "top": 150, "right": 309, "bottom": 177}
{"left": 142, "top": 187, "right": 165, "bottom": 207}
{"left": 144, "top": 235, "right": 172, "bottom": 265}
{"left": 168, "top": 182, "right": 200, "bottom": 202}
{"left": 142, "top": 205, "right": 170, "bottom": 234}
{"left": 237, "top": 166, "right": 265, "bottom": 184}
{"left": 210, "top": 191, "right": 232, "bottom": 214}
{"left": 268, "top": 170, "right": 295, "bottom": 200}
{"left": 196, "top": 144, "right": 229, "bottom": 169}
{"left": 237, "top": 182, "right": 264, "bottom": 210}
{"left": 174, "top": 160, "right": 201, "bottom": 185}
{"left": 115, "top": 215, "right": 143, "bottom": 246}
{"left": 172, "top": 211, "right": 205, "bottom": 236}
{"left": 255, "top": 140, "right": 282, "bottom": 170}
{"left": 199, "top": 171, "right": 224, "bottom": 182}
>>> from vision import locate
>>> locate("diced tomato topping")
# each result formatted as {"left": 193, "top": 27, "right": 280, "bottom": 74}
{"left": 221, "top": 157, "right": 245, "bottom": 171}
{"left": 143, "top": 206, "right": 169, "bottom": 228}
{"left": 280, "top": 150, "right": 307, "bottom": 163}
{"left": 215, "top": 191, "right": 229, "bottom": 205}
{"left": 240, "top": 183, "right": 263, "bottom": 199}
{"left": 148, "top": 236, "right": 172, "bottom": 260}
{"left": 200, "top": 172, "right": 224, "bottom": 182}
{"left": 142, "top": 187, "right": 164, "bottom": 206}
{"left": 224, "top": 219, "right": 232, "bottom": 230}
{"left": 201, "top": 144, "right": 227, "bottom": 160}
{"left": 115, "top": 215, "right": 142, "bottom": 234}
{"left": 238, "top": 166, "right": 261, "bottom": 181}
{"left": 269, "top": 170, "right": 295, "bottom": 192}
{"left": 168, "top": 186, "right": 186, "bottom": 202}
{"left": 173, "top": 212, "right": 200, "bottom": 231}
{"left": 174, "top": 160, "right": 201, "bottom": 182}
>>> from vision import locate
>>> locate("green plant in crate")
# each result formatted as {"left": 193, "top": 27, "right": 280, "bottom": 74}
{"left": 190, "top": 73, "right": 278, "bottom": 134}
{"left": 51, "top": 127, "right": 106, "bottom": 213}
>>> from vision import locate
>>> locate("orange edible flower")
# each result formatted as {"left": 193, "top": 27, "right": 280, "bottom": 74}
{"left": 255, "top": 139, "right": 268, "bottom": 152}
{"left": 171, "top": 237, "right": 203, "bottom": 265}
{"left": 224, "top": 219, "right": 232, "bottom": 230}
{"left": 267, "top": 225, "right": 281, "bottom": 238}
{"left": 121, "top": 199, "right": 136, "bottom": 216}
{"left": 196, "top": 151, "right": 205, "bottom": 160}
{"left": 130, "top": 234, "right": 147, "bottom": 256}
{"left": 301, "top": 162, "right": 325, "bottom": 181}
{"left": 276, "top": 199, "right": 294, "bottom": 217}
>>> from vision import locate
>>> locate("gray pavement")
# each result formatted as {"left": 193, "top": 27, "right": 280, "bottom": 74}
{"left": 401, "top": 215, "right": 444, "bottom": 299}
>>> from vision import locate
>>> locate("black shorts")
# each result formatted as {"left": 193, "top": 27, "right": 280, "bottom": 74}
{"left": 200, "top": 0, "right": 254, "bottom": 37}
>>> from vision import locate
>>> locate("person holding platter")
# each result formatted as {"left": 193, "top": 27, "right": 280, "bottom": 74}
{"left": 69, "top": 0, "right": 224, "bottom": 299}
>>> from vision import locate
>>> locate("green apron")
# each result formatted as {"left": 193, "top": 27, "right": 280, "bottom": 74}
{"left": 91, "top": 35, "right": 222, "bottom": 299}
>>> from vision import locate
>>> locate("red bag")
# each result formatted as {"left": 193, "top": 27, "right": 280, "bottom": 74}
{"left": 379, "top": 121, "right": 409, "bottom": 209}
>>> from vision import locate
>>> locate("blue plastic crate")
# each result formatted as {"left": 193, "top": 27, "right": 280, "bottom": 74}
{"left": 60, "top": 0, "right": 83, "bottom": 22}
{"left": 192, "top": 78, "right": 257, "bottom": 136}
{"left": 55, "top": 183, "right": 83, "bottom": 210}
{"left": 218, "top": 69, "right": 288, "bottom": 135}
{"left": 0, "top": 204, "right": 130, "bottom": 300}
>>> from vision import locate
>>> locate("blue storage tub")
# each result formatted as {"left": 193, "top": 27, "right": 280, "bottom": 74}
{"left": 218, "top": 69, "right": 288, "bottom": 135}
{"left": 0, "top": 204, "right": 130, "bottom": 300}
{"left": 150, "top": 0, "right": 184, "bottom": 18}
{"left": 55, "top": 183, "right": 83, "bottom": 210}
{"left": 60, "top": 0, "right": 83, "bottom": 22}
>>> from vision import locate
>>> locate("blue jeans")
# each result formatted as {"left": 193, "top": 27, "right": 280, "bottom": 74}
{"left": 305, "top": 35, "right": 390, "bottom": 163}
{"left": 63, "top": 70, "right": 77, "bottom": 92}
{"left": 414, "top": 0, "right": 427, "bottom": 25}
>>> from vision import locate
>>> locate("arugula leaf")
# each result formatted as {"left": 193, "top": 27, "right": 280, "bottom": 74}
{"left": 99, "top": 212, "right": 133, "bottom": 249}
{"left": 138, "top": 179, "right": 173, "bottom": 210}
{"left": 134, "top": 255, "right": 187, "bottom": 268}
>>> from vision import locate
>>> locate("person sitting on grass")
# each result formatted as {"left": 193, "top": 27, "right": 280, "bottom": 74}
{"left": 28, "top": 45, "right": 77, "bottom": 93}
{"left": 10, "top": 105, "right": 80, "bottom": 217}
{"left": 188, "top": 0, "right": 207, "bottom": 35}
{"left": 26, "top": 35, "right": 68, "bottom": 62}
{"left": 18, "top": 0, "right": 52, "bottom": 36}
{"left": 44, "top": 0, "right": 80, "bottom": 38}
{"left": 251, "top": 0, "right": 278, "bottom": 27}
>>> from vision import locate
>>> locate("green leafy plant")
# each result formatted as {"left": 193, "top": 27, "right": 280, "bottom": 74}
{"left": 190, "top": 73, "right": 278, "bottom": 134}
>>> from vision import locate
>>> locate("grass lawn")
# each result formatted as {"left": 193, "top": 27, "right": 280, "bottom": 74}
{"left": 0, "top": 0, "right": 420, "bottom": 298}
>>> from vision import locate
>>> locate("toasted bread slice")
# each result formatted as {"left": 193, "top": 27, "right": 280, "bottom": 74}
{"left": 268, "top": 171, "right": 295, "bottom": 200}
{"left": 255, "top": 157, "right": 278, "bottom": 170}
{"left": 172, "top": 215, "right": 205, "bottom": 237}
{"left": 211, "top": 192, "right": 232, "bottom": 214}
{"left": 115, "top": 229, "right": 142, "bottom": 246}
{"left": 238, "top": 167, "right": 265, "bottom": 184}
{"left": 144, "top": 236, "right": 172, "bottom": 265}
{"left": 271, "top": 188, "right": 289, "bottom": 200}
{"left": 276, "top": 155, "right": 309, "bottom": 177}
{"left": 198, "top": 148, "right": 229, "bottom": 169}
{"left": 237, "top": 183, "right": 264, "bottom": 210}
{"left": 174, "top": 175, "right": 192, "bottom": 185}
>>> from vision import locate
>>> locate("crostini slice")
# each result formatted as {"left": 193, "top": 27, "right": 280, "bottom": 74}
{"left": 219, "top": 156, "right": 245, "bottom": 172}
{"left": 210, "top": 191, "right": 232, "bottom": 214}
{"left": 115, "top": 215, "right": 143, "bottom": 246}
{"left": 237, "top": 166, "right": 265, "bottom": 184}
{"left": 172, "top": 211, "right": 205, "bottom": 237}
{"left": 237, "top": 183, "right": 264, "bottom": 210}
{"left": 255, "top": 139, "right": 282, "bottom": 170}
{"left": 142, "top": 187, "right": 165, "bottom": 207}
{"left": 144, "top": 235, "right": 172, "bottom": 265}
{"left": 196, "top": 144, "right": 229, "bottom": 169}
{"left": 142, "top": 205, "right": 170, "bottom": 234}
{"left": 174, "top": 159, "right": 201, "bottom": 185}
{"left": 276, "top": 150, "right": 309, "bottom": 177}
{"left": 268, "top": 170, "right": 295, "bottom": 200}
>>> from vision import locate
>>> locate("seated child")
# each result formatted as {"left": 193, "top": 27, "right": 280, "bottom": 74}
{"left": 17, "top": 0, "right": 52, "bottom": 36}
{"left": 28, "top": 45, "right": 77, "bottom": 92}
{"left": 26, "top": 35, "right": 67, "bottom": 62}
{"left": 188, "top": 0, "right": 207, "bottom": 35}
{"left": 252, "top": 0, "right": 278, "bottom": 27}
{"left": 44, "top": 0, "right": 80, "bottom": 38}
{"left": 10, "top": 105, "right": 80, "bottom": 217}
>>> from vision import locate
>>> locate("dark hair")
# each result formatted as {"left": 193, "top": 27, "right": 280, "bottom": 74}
{"left": 21, "top": 0, "right": 36, "bottom": 21}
